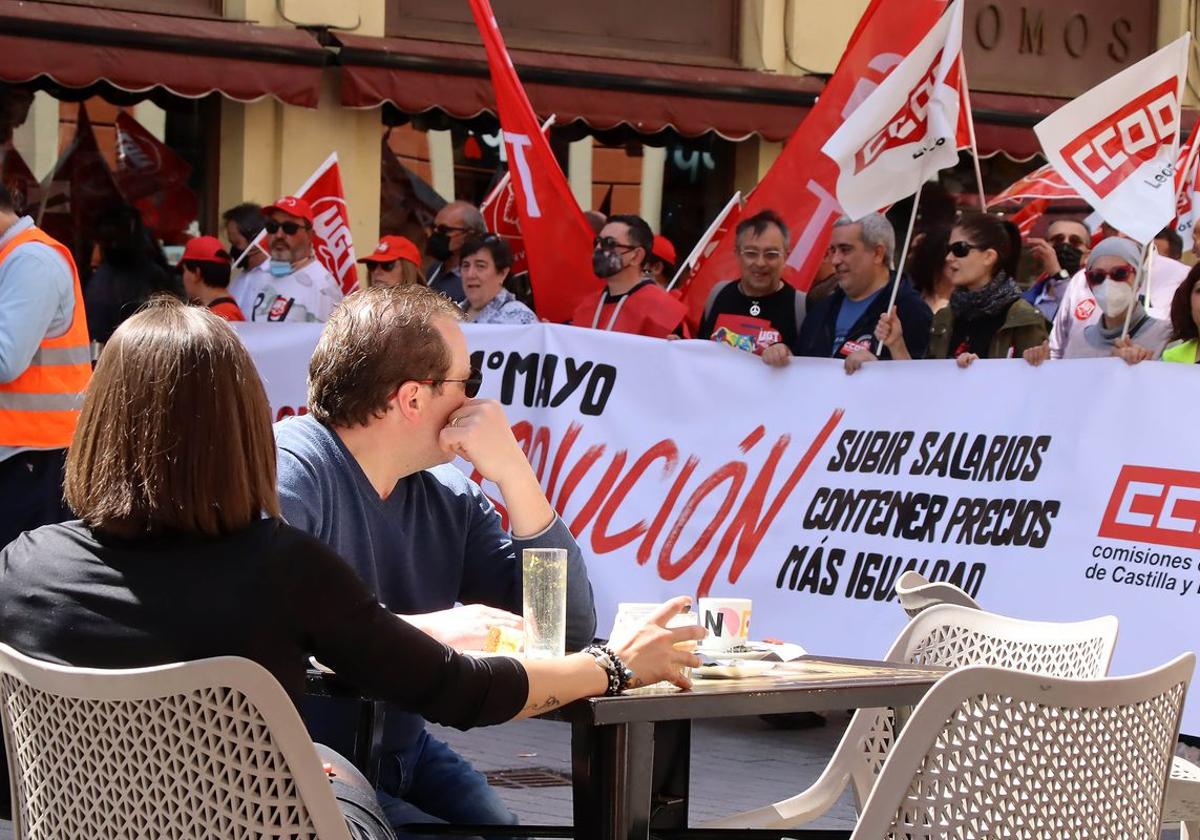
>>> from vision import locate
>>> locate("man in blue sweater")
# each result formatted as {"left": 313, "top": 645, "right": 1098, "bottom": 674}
{"left": 275, "top": 284, "right": 596, "bottom": 835}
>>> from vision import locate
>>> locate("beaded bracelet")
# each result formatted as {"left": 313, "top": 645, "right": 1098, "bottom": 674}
{"left": 582, "top": 644, "right": 634, "bottom": 695}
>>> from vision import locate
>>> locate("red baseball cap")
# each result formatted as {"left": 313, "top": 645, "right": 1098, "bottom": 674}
{"left": 181, "top": 235, "right": 230, "bottom": 264}
{"left": 652, "top": 234, "right": 677, "bottom": 266}
{"left": 359, "top": 235, "right": 421, "bottom": 268}
{"left": 263, "top": 196, "right": 314, "bottom": 225}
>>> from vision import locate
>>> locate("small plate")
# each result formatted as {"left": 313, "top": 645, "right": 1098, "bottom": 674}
{"left": 692, "top": 660, "right": 778, "bottom": 680}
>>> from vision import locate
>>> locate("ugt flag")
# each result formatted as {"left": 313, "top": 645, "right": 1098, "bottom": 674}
{"left": 240, "top": 152, "right": 359, "bottom": 293}
{"left": 821, "top": 0, "right": 966, "bottom": 222}
{"left": 469, "top": 0, "right": 597, "bottom": 323}
{"left": 1035, "top": 34, "right": 1190, "bottom": 245}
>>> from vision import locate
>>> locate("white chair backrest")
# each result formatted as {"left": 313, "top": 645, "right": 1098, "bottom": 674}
{"left": 0, "top": 645, "right": 351, "bottom": 840}
{"left": 894, "top": 570, "right": 981, "bottom": 617}
{"left": 851, "top": 654, "right": 1195, "bottom": 839}
{"left": 847, "top": 604, "right": 1119, "bottom": 805}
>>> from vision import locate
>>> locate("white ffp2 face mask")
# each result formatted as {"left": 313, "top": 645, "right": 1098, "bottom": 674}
{"left": 1093, "top": 278, "right": 1135, "bottom": 319}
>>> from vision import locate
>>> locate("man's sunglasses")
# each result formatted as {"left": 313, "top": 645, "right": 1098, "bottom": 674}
{"left": 594, "top": 235, "right": 637, "bottom": 252}
{"left": 419, "top": 366, "right": 483, "bottom": 398}
{"left": 1049, "top": 233, "right": 1089, "bottom": 249}
{"left": 1086, "top": 266, "right": 1135, "bottom": 285}
{"left": 265, "top": 220, "right": 309, "bottom": 236}
{"left": 947, "top": 240, "right": 985, "bottom": 258}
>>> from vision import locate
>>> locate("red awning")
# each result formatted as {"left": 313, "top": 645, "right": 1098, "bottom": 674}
{"left": 0, "top": 1, "right": 328, "bottom": 108}
{"left": 335, "top": 35, "right": 821, "bottom": 142}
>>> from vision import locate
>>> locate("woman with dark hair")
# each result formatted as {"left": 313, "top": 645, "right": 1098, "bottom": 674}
{"left": 907, "top": 223, "right": 953, "bottom": 314}
{"left": 874, "top": 211, "right": 1047, "bottom": 367}
{"left": 460, "top": 234, "right": 536, "bottom": 324}
{"left": 0, "top": 300, "right": 700, "bottom": 836}
{"left": 1163, "top": 262, "right": 1200, "bottom": 363}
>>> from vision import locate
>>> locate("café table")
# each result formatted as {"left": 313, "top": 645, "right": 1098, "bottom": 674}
{"left": 308, "top": 654, "right": 944, "bottom": 840}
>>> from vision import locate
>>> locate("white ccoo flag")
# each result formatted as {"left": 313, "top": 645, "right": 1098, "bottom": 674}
{"left": 821, "top": 0, "right": 965, "bottom": 222}
{"left": 1034, "top": 34, "right": 1190, "bottom": 245}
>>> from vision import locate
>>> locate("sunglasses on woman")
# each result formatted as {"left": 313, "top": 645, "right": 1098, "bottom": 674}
{"left": 371, "top": 261, "right": 398, "bottom": 272}
{"left": 264, "top": 220, "right": 308, "bottom": 236}
{"left": 946, "top": 240, "right": 985, "bottom": 258}
{"left": 418, "top": 366, "right": 483, "bottom": 398}
{"left": 1085, "top": 266, "right": 1135, "bottom": 285}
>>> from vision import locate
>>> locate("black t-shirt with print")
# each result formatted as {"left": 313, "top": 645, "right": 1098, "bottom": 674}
{"left": 699, "top": 281, "right": 805, "bottom": 355}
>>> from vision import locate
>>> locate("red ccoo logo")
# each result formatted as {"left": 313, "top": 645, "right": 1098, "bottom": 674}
{"left": 853, "top": 52, "right": 945, "bottom": 175}
{"left": 1098, "top": 465, "right": 1200, "bottom": 550}
{"left": 1059, "top": 78, "right": 1178, "bottom": 199}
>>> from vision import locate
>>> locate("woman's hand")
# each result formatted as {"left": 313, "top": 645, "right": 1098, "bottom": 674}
{"left": 611, "top": 597, "right": 705, "bottom": 690}
{"left": 874, "top": 307, "right": 911, "bottom": 360}
{"left": 956, "top": 352, "right": 979, "bottom": 369}
{"left": 1023, "top": 340, "right": 1051, "bottom": 366}
{"left": 1113, "top": 336, "right": 1153, "bottom": 365}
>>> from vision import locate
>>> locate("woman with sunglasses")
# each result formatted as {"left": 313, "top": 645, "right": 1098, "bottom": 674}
{"left": 1024, "top": 238, "right": 1171, "bottom": 365}
{"left": 0, "top": 299, "right": 703, "bottom": 837}
{"left": 359, "top": 235, "right": 424, "bottom": 289}
{"left": 874, "top": 212, "right": 1046, "bottom": 366}
{"left": 460, "top": 234, "right": 536, "bottom": 324}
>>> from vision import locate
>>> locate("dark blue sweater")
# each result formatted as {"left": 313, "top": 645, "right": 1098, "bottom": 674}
{"left": 275, "top": 414, "right": 596, "bottom": 751}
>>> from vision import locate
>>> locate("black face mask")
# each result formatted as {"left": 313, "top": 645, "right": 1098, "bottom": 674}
{"left": 228, "top": 246, "right": 245, "bottom": 264}
{"left": 592, "top": 248, "right": 624, "bottom": 278}
{"left": 427, "top": 231, "right": 452, "bottom": 262}
{"left": 1054, "top": 241, "right": 1083, "bottom": 276}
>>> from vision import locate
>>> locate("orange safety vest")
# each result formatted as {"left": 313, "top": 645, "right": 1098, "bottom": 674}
{"left": 0, "top": 226, "right": 91, "bottom": 449}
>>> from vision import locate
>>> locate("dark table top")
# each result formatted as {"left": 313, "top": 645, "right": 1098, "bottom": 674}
{"left": 307, "top": 654, "right": 946, "bottom": 727}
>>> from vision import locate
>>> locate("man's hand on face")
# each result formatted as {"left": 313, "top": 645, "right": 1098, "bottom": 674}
{"left": 404, "top": 603, "right": 524, "bottom": 651}
{"left": 439, "top": 399, "right": 528, "bottom": 486}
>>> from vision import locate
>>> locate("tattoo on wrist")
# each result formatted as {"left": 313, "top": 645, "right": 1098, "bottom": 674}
{"left": 529, "top": 696, "right": 561, "bottom": 712}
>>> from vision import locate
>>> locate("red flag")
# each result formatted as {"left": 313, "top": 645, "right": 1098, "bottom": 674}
{"left": 1008, "top": 198, "right": 1050, "bottom": 237}
{"left": 479, "top": 117, "right": 554, "bottom": 278}
{"left": 468, "top": 0, "right": 597, "bottom": 323}
{"left": 989, "top": 163, "right": 1080, "bottom": 206}
{"left": 241, "top": 152, "right": 359, "bottom": 293}
{"left": 38, "top": 104, "right": 123, "bottom": 253}
{"left": 114, "top": 112, "right": 198, "bottom": 244}
{"left": 681, "top": 0, "right": 951, "bottom": 329}
{"left": 0, "top": 145, "right": 40, "bottom": 216}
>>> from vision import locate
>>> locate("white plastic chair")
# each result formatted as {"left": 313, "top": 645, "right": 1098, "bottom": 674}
{"left": 703, "top": 604, "right": 1119, "bottom": 829}
{"left": 894, "top": 570, "right": 981, "bottom": 617}
{"left": 889, "top": 572, "right": 1200, "bottom": 838}
{"left": 851, "top": 654, "right": 1195, "bottom": 839}
{"left": 0, "top": 644, "right": 352, "bottom": 840}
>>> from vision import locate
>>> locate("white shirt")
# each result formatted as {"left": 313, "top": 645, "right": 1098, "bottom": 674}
{"left": 1048, "top": 254, "right": 1187, "bottom": 358}
{"left": 241, "top": 260, "right": 343, "bottom": 323}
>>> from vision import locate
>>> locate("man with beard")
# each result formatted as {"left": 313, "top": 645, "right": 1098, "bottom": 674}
{"left": 570, "top": 214, "right": 686, "bottom": 338}
{"left": 697, "top": 210, "right": 805, "bottom": 367}
{"left": 243, "top": 196, "right": 343, "bottom": 323}
{"left": 221, "top": 202, "right": 267, "bottom": 310}
{"left": 425, "top": 201, "right": 487, "bottom": 304}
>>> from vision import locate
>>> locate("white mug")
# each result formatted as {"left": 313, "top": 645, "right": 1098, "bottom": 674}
{"left": 698, "top": 597, "right": 752, "bottom": 651}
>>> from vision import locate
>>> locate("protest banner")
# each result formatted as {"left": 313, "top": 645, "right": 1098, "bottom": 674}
{"left": 236, "top": 321, "right": 1200, "bottom": 731}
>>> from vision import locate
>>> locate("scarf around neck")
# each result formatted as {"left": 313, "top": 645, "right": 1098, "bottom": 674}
{"left": 949, "top": 271, "right": 1022, "bottom": 321}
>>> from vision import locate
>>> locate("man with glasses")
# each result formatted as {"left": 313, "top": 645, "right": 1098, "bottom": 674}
{"left": 426, "top": 201, "right": 487, "bottom": 304}
{"left": 275, "top": 284, "right": 595, "bottom": 835}
{"left": 571, "top": 213, "right": 686, "bottom": 337}
{"left": 697, "top": 210, "right": 805, "bottom": 367}
{"left": 796, "top": 212, "right": 933, "bottom": 360}
{"left": 242, "top": 196, "right": 343, "bottom": 323}
{"left": 1023, "top": 218, "right": 1092, "bottom": 324}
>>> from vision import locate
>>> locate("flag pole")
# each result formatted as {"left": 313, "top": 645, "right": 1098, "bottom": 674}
{"left": 875, "top": 179, "right": 924, "bottom": 356}
{"left": 667, "top": 191, "right": 742, "bottom": 292}
{"left": 959, "top": 61, "right": 987, "bottom": 209}
{"left": 1121, "top": 240, "right": 1154, "bottom": 339}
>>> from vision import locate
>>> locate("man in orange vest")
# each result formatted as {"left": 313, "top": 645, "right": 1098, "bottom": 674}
{"left": 0, "top": 183, "right": 91, "bottom": 548}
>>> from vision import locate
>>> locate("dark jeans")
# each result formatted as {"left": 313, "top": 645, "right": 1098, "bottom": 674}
{"left": 317, "top": 744, "right": 397, "bottom": 839}
{"left": 0, "top": 449, "right": 72, "bottom": 550}
{"left": 377, "top": 729, "right": 518, "bottom": 840}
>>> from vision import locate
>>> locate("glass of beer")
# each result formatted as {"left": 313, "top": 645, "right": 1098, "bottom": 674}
{"left": 523, "top": 548, "right": 568, "bottom": 659}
